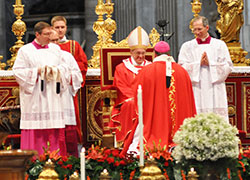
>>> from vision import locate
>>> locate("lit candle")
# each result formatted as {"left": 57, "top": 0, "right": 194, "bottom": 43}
{"left": 81, "top": 147, "right": 85, "bottom": 180}
{"left": 137, "top": 85, "right": 144, "bottom": 167}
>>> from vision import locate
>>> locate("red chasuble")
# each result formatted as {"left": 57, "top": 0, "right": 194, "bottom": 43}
{"left": 110, "top": 59, "right": 149, "bottom": 145}
{"left": 59, "top": 40, "right": 88, "bottom": 153}
{"left": 122, "top": 61, "right": 196, "bottom": 154}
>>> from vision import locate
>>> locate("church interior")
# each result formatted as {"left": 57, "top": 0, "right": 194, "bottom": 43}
{"left": 0, "top": 0, "right": 250, "bottom": 179}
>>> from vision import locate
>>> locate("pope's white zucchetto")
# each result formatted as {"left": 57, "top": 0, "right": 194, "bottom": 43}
{"left": 127, "top": 26, "right": 149, "bottom": 50}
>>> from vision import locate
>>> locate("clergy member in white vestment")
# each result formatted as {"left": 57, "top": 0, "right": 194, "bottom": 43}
{"left": 178, "top": 16, "right": 233, "bottom": 122}
{"left": 49, "top": 29, "right": 83, "bottom": 157}
{"left": 13, "top": 22, "right": 73, "bottom": 155}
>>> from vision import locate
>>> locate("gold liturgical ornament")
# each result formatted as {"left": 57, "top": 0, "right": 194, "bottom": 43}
{"left": 187, "top": 168, "right": 199, "bottom": 180}
{"left": 139, "top": 157, "right": 166, "bottom": 180}
{"left": 37, "top": 159, "right": 59, "bottom": 180}
{"left": 7, "top": 0, "right": 26, "bottom": 69}
{"left": 99, "top": 169, "right": 111, "bottom": 180}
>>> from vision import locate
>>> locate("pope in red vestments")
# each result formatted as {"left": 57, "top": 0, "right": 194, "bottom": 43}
{"left": 109, "top": 26, "right": 151, "bottom": 147}
{"left": 52, "top": 16, "right": 88, "bottom": 157}
{"left": 122, "top": 41, "right": 197, "bottom": 155}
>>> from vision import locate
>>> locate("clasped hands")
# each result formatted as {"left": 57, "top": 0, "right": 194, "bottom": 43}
{"left": 38, "top": 66, "right": 60, "bottom": 81}
{"left": 200, "top": 52, "right": 209, "bottom": 66}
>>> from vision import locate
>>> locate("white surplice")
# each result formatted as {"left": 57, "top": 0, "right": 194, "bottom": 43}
{"left": 178, "top": 38, "right": 233, "bottom": 122}
{"left": 13, "top": 43, "right": 71, "bottom": 129}
{"left": 60, "top": 50, "right": 83, "bottom": 126}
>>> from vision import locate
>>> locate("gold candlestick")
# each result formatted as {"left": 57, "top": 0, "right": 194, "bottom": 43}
{"left": 37, "top": 159, "right": 59, "bottom": 180}
{"left": 99, "top": 169, "right": 111, "bottom": 180}
{"left": 187, "top": 167, "right": 199, "bottom": 180}
{"left": 89, "top": 0, "right": 106, "bottom": 68}
{"left": 139, "top": 156, "right": 166, "bottom": 180}
{"left": 189, "top": 0, "right": 202, "bottom": 31}
{"left": 103, "top": 0, "right": 117, "bottom": 46}
{"left": 69, "top": 171, "right": 80, "bottom": 180}
{"left": 7, "top": 0, "right": 26, "bottom": 69}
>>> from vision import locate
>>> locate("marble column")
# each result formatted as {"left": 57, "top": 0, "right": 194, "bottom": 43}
{"left": 135, "top": 0, "right": 155, "bottom": 35}
{"left": 155, "top": 0, "right": 177, "bottom": 59}
{"left": 113, "top": 0, "right": 136, "bottom": 41}
{"left": 84, "top": 0, "right": 98, "bottom": 60}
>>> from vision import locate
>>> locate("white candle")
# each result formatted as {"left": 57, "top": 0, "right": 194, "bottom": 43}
{"left": 81, "top": 147, "right": 85, "bottom": 180}
{"left": 137, "top": 85, "right": 144, "bottom": 167}
{"left": 114, "top": 133, "right": 117, "bottom": 148}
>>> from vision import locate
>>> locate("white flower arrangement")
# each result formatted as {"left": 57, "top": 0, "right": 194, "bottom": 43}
{"left": 172, "top": 113, "right": 239, "bottom": 163}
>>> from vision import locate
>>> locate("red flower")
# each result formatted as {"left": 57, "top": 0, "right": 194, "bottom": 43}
{"left": 164, "top": 161, "right": 169, "bottom": 167}
{"left": 39, "top": 154, "right": 47, "bottom": 162}
{"left": 67, "top": 164, "right": 73, "bottom": 169}
{"left": 61, "top": 156, "right": 68, "bottom": 162}
{"left": 107, "top": 157, "right": 115, "bottom": 164}
{"left": 112, "top": 149, "right": 120, "bottom": 157}
{"left": 238, "top": 161, "right": 246, "bottom": 172}
{"left": 97, "top": 159, "right": 105, "bottom": 162}
{"left": 114, "top": 161, "right": 120, "bottom": 166}
{"left": 58, "top": 160, "right": 63, "bottom": 165}
{"left": 104, "top": 149, "right": 111, "bottom": 155}
{"left": 238, "top": 154, "right": 242, "bottom": 160}
{"left": 120, "top": 160, "right": 126, "bottom": 166}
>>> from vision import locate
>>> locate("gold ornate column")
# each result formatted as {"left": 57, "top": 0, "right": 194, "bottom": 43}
{"left": 7, "top": 0, "right": 26, "bottom": 69}
{"left": 215, "top": 0, "right": 249, "bottom": 66}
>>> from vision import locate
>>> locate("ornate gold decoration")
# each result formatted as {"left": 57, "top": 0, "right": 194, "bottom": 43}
{"left": 139, "top": 157, "right": 166, "bottom": 180}
{"left": 86, "top": 85, "right": 103, "bottom": 141}
{"left": 88, "top": 0, "right": 107, "bottom": 68}
{"left": 103, "top": 0, "right": 117, "bottom": 46}
{"left": 215, "top": 0, "right": 249, "bottom": 66}
{"left": 38, "top": 159, "right": 59, "bottom": 180}
{"left": 228, "top": 105, "right": 236, "bottom": 117}
{"left": 169, "top": 70, "right": 176, "bottom": 139}
{"left": 99, "top": 169, "right": 111, "bottom": 180}
{"left": 7, "top": 0, "right": 26, "bottom": 69}
{"left": 0, "top": 55, "right": 6, "bottom": 70}
{"left": 69, "top": 171, "right": 80, "bottom": 180}
{"left": 226, "top": 42, "right": 249, "bottom": 66}
{"left": 149, "top": 28, "right": 160, "bottom": 47}
{"left": 187, "top": 168, "right": 199, "bottom": 180}
{"left": 189, "top": 0, "right": 202, "bottom": 31}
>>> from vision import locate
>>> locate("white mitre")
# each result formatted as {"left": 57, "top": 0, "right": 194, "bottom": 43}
{"left": 127, "top": 26, "right": 149, "bottom": 50}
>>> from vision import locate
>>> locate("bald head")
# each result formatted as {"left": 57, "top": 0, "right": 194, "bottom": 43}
{"left": 49, "top": 29, "right": 60, "bottom": 44}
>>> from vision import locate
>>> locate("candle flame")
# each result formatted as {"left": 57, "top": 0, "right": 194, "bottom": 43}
{"left": 81, "top": 147, "right": 85, "bottom": 153}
